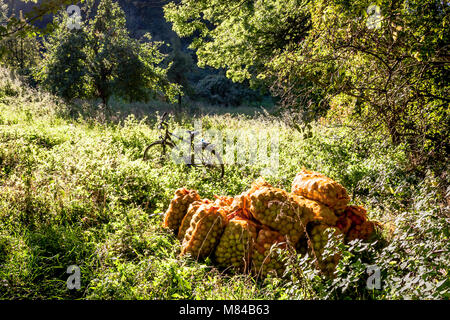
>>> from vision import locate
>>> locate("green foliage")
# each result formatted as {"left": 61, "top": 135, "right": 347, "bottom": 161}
{"left": 36, "top": 13, "right": 89, "bottom": 101}
{"left": 0, "top": 35, "right": 41, "bottom": 79}
{"left": 0, "top": 1, "right": 44, "bottom": 80}
{"left": 0, "top": 0, "right": 6, "bottom": 23}
{"left": 307, "top": 196, "right": 449, "bottom": 300}
{"left": 194, "top": 73, "right": 262, "bottom": 107}
{"left": 0, "top": 68, "right": 25, "bottom": 102}
{"left": 165, "top": 0, "right": 449, "bottom": 175}
{"left": 0, "top": 0, "right": 83, "bottom": 42}
{"left": 272, "top": 0, "right": 449, "bottom": 173}
{"left": 36, "top": 0, "right": 180, "bottom": 105}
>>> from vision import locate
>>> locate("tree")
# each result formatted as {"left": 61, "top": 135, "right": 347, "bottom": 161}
{"left": 0, "top": 1, "right": 43, "bottom": 73}
{"left": 268, "top": 0, "right": 449, "bottom": 172}
{"left": 0, "top": 0, "right": 6, "bottom": 22}
{"left": 165, "top": 0, "right": 449, "bottom": 174}
{"left": 37, "top": 0, "right": 179, "bottom": 106}
{"left": 164, "top": 0, "right": 320, "bottom": 118}
{"left": 166, "top": 36, "right": 194, "bottom": 108}
{"left": 35, "top": 12, "right": 89, "bottom": 101}
{"left": 1, "top": 34, "right": 41, "bottom": 73}
{"left": 164, "top": 0, "right": 310, "bottom": 86}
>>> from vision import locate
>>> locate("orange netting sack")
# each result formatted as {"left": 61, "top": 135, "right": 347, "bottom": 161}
{"left": 291, "top": 169, "right": 350, "bottom": 213}
{"left": 214, "top": 217, "right": 258, "bottom": 272}
{"left": 163, "top": 188, "right": 201, "bottom": 232}
{"left": 212, "top": 195, "right": 237, "bottom": 220}
{"left": 178, "top": 199, "right": 211, "bottom": 241}
{"left": 249, "top": 187, "right": 312, "bottom": 245}
{"left": 252, "top": 229, "right": 288, "bottom": 277}
{"left": 180, "top": 203, "right": 228, "bottom": 259}
{"left": 345, "top": 205, "right": 368, "bottom": 225}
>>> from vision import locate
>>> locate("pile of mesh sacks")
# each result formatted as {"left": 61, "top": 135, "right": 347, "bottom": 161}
{"left": 162, "top": 169, "right": 379, "bottom": 278}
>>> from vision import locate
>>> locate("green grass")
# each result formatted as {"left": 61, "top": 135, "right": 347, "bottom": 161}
{"left": 0, "top": 69, "right": 448, "bottom": 299}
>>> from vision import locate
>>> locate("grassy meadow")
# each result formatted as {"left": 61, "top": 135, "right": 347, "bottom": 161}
{"left": 0, "top": 69, "right": 448, "bottom": 300}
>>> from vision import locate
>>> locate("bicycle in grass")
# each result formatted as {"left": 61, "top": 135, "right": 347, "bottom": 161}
{"left": 143, "top": 112, "right": 225, "bottom": 178}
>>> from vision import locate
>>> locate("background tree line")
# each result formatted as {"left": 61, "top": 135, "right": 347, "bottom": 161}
{"left": 165, "top": 0, "right": 449, "bottom": 178}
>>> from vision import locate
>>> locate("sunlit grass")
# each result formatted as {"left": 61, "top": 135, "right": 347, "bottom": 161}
{"left": 0, "top": 70, "right": 447, "bottom": 299}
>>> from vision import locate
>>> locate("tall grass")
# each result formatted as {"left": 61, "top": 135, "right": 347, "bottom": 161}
{"left": 0, "top": 69, "right": 448, "bottom": 299}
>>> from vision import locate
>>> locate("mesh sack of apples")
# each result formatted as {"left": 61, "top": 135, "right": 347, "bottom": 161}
{"left": 162, "top": 170, "right": 380, "bottom": 278}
